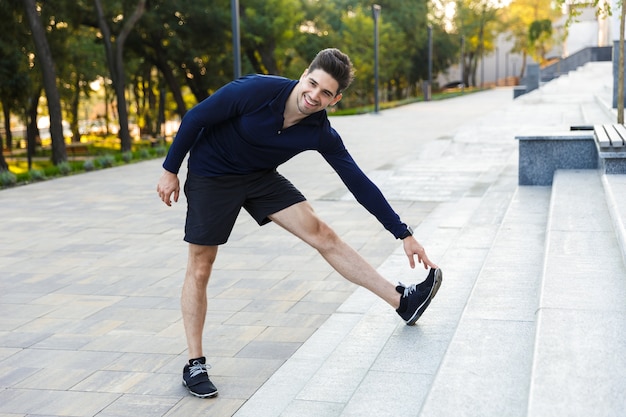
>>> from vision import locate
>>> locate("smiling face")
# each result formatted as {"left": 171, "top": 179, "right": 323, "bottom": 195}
{"left": 295, "top": 69, "right": 343, "bottom": 115}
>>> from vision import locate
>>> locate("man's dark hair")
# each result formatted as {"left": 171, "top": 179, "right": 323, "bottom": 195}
{"left": 308, "top": 48, "right": 355, "bottom": 95}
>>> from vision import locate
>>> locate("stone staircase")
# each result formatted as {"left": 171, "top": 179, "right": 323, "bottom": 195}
{"left": 233, "top": 62, "right": 626, "bottom": 417}
{"left": 418, "top": 170, "right": 626, "bottom": 417}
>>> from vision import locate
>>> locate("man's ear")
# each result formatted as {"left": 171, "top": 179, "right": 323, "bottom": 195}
{"left": 300, "top": 68, "right": 309, "bottom": 80}
{"left": 330, "top": 93, "right": 343, "bottom": 106}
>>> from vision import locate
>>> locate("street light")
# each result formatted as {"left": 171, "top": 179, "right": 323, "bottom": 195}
{"left": 427, "top": 24, "right": 432, "bottom": 101}
{"left": 231, "top": 0, "right": 241, "bottom": 79}
{"left": 372, "top": 4, "right": 381, "bottom": 114}
{"left": 460, "top": 35, "right": 465, "bottom": 93}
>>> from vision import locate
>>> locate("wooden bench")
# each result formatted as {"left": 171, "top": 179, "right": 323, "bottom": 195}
{"left": 65, "top": 143, "right": 90, "bottom": 157}
{"left": 594, "top": 124, "right": 626, "bottom": 149}
{"left": 594, "top": 124, "right": 626, "bottom": 174}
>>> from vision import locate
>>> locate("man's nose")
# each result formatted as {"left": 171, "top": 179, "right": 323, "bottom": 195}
{"left": 309, "top": 88, "right": 321, "bottom": 101}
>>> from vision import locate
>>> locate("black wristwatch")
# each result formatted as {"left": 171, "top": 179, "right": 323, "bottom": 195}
{"left": 399, "top": 226, "right": 413, "bottom": 240}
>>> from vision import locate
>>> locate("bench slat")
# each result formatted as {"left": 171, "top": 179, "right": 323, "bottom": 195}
{"left": 594, "top": 125, "right": 611, "bottom": 148}
{"left": 612, "top": 124, "right": 626, "bottom": 146}
{"left": 605, "top": 125, "right": 624, "bottom": 147}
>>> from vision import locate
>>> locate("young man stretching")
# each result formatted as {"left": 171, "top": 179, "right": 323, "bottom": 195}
{"left": 157, "top": 48, "right": 443, "bottom": 398}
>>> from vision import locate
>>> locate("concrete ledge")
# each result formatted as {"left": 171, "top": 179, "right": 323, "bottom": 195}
{"left": 599, "top": 151, "right": 626, "bottom": 174}
{"left": 516, "top": 131, "right": 596, "bottom": 185}
{"left": 513, "top": 86, "right": 527, "bottom": 99}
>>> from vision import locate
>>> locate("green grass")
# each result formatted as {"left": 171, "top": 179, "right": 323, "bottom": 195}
{"left": 2, "top": 137, "right": 169, "bottom": 189}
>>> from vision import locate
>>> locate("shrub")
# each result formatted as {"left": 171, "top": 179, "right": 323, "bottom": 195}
{"left": 122, "top": 151, "right": 133, "bottom": 163}
{"left": 0, "top": 170, "right": 17, "bottom": 187}
{"left": 83, "top": 159, "right": 95, "bottom": 171}
{"left": 29, "top": 169, "right": 46, "bottom": 182}
{"left": 96, "top": 154, "right": 115, "bottom": 168}
{"left": 58, "top": 162, "right": 72, "bottom": 175}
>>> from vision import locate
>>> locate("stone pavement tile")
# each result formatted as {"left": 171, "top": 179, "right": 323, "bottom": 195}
{"left": 0, "top": 365, "right": 38, "bottom": 388}
{"left": 235, "top": 340, "right": 301, "bottom": 360}
{"left": 71, "top": 370, "right": 181, "bottom": 397}
{"left": 0, "top": 388, "right": 120, "bottom": 416}
{"left": 233, "top": 314, "right": 364, "bottom": 416}
{"left": 254, "top": 325, "right": 317, "bottom": 343}
{"left": 224, "top": 311, "right": 328, "bottom": 328}
{"left": 163, "top": 397, "right": 244, "bottom": 417}
{"left": 96, "top": 394, "right": 181, "bottom": 417}
{"left": 14, "top": 367, "right": 95, "bottom": 390}
{"left": 81, "top": 333, "right": 183, "bottom": 354}
{"left": 209, "top": 354, "right": 282, "bottom": 375}
{"left": 103, "top": 352, "right": 178, "bottom": 373}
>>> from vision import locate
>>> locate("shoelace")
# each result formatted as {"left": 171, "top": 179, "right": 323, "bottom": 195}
{"left": 189, "top": 360, "right": 210, "bottom": 378}
{"left": 398, "top": 282, "right": 418, "bottom": 298}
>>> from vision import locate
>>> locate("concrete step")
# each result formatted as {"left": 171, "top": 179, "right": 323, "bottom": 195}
{"left": 602, "top": 174, "right": 626, "bottom": 266}
{"left": 528, "top": 170, "right": 626, "bottom": 416}
{"left": 232, "top": 174, "right": 518, "bottom": 417}
{"left": 417, "top": 186, "right": 551, "bottom": 417}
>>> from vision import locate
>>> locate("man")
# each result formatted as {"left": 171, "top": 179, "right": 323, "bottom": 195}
{"left": 157, "top": 48, "right": 442, "bottom": 399}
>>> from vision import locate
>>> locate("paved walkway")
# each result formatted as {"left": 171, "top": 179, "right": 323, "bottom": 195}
{"left": 0, "top": 62, "right": 615, "bottom": 416}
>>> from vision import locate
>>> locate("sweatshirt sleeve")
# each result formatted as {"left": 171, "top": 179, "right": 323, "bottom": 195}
{"left": 319, "top": 129, "right": 409, "bottom": 239}
{"left": 162, "top": 75, "right": 269, "bottom": 174}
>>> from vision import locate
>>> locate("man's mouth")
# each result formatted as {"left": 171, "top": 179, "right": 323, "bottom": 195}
{"left": 303, "top": 95, "right": 317, "bottom": 108}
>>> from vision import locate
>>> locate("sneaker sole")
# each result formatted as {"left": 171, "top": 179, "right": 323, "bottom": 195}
{"left": 182, "top": 379, "right": 219, "bottom": 398}
{"left": 406, "top": 268, "right": 443, "bottom": 326}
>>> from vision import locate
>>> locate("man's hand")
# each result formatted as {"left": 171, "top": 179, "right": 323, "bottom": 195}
{"left": 402, "top": 236, "right": 438, "bottom": 270}
{"left": 157, "top": 170, "right": 180, "bottom": 206}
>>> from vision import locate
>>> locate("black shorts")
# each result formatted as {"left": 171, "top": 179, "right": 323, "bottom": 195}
{"left": 183, "top": 170, "right": 306, "bottom": 245}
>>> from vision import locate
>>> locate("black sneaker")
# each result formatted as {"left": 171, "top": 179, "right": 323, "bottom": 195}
{"left": 182, "top": 357, "right": 218, "bottom": 398}
{"left": 396, "top": 268, "right": 442, "bottom": 326}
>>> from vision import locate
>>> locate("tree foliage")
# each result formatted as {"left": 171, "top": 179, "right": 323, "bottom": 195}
{"left": 499, "top": 0, "right": 562, "bottom": 76}
{"left": 0, "top": 0, "right": 507, "bottom": 171}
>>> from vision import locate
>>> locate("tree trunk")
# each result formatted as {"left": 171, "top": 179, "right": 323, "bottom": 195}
{"left": 70, "top": 74, "right": 81, "bottom": 142}
{"left": 22, "top": 0, "right": 67, "bottom": 165}
{"left": 0, "top": 153, "right": 7, "bottom": 171}
{"left": 94, "top": 0, "right": 146, "bottom": 152}
{"left": 26, "top": 91, "right": 41, "bottom": 171}
{"left": 0, "top": 125, "right": 7, "bottom": 171}
{"left": 2, "top": 103, "right": 12, "bottom": 152}
{"left": 152, "top": 39, "right": 187, "bottom": 119}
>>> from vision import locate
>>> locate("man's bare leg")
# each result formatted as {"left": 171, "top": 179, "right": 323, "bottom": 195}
{"left": 269, "top": 201, "right": 401, "bottom": 309}
{"left": 181, "top": 243, "right": 218, "bottom": 359}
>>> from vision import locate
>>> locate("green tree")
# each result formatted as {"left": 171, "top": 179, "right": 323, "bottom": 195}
{"left": 0, "top": 0, "right": 31, "bottom": 164}
{"left": 22, "top": 0, "right": 67, "bottom": 164}
{"left": 240, "top": 0, "right": 306, "bottom": 75}
{"left": 500, "top": 0, "right": 562, "bottom": 78}
{"left": 94, "top": 0, "right": 146, "bottom": 152}
{"left": 453, "top": 0, "right": 501, "bottom": 87}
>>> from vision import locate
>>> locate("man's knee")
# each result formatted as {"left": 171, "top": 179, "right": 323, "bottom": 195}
{"left": 187, "top": 244, "right": 218, "bottom": 281}
{"left": 308, "top": 220, "right": 341, "bottom": 251}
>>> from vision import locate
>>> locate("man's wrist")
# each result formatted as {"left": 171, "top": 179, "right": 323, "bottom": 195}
{"left": 399, "top": 226, "right": 413, "bottom": 240}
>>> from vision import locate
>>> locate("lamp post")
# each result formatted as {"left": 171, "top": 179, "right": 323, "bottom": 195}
{"left": 460, "top": 35, "right": 465, "bottom": 93}
{"left": 372, "top": 4, "right": 381, "bottom": 113}
{"left": 231, "top": 0, "right": 241, "bottom": 79}
{"left": 495, "top": 46, "right": 499, "bottom": 86}
{"left": 427, "top": 24, "right": 432, "bottom": 101}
